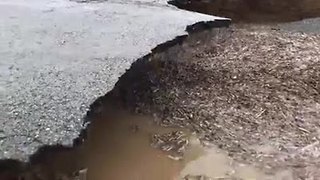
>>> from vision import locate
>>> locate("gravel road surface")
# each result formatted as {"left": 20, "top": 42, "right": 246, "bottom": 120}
{"left": 277, "top": 17, "right": 320, "bottom": 34}
{"left": 0, "top": 0, "right": 225, "bottom": 160}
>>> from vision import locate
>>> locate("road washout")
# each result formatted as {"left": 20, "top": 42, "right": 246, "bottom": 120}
{"left": 1, "top": 24, "right": 320, "bottom": 179}
{"left": 27, "top": 25, "right": 319, "bottom": 179}
{"left": 101, "top": 26, "right": 320, "bottom": 179}
{"left": 1, "top": 1, "right": 320, "bottom": 179}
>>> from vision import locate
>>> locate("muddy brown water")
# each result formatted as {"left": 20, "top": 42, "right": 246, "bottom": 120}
{"left": 5, "top": 113, "right": 293, "bottom": 179}
{"left": 81, "top": 113, "right": 275, "bottom": 180}
{"left": 84, "top": 115, "right": 182, "bottom": 180}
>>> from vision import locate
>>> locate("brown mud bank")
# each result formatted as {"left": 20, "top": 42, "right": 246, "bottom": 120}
{"left": 169, "top": 0, "right": 320, "bottom": 22}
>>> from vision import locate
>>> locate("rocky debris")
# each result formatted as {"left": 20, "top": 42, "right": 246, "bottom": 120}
{"left": 151, "top": 131, "right": 189, "bottom": 160}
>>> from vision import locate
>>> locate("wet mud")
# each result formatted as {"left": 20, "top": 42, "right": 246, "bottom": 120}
{"left": 169, "top": 0, "right": 320, "bottom": 22}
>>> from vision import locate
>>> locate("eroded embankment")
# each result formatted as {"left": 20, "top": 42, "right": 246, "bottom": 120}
{"left": 0, "top": 20, "right": 230, "bottom": 180}
{"left": 169, "top": 0, "right": 320, "bottom": 22}
{"left": 87, "top": 25, "right": 320, "bottom": 179}
{"left": 115, "top": 26, "right": 320, "bottom": 179}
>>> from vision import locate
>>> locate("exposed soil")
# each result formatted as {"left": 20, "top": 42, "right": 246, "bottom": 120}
{"left": 169, "top": 0, "right": 320, "bottom": 22}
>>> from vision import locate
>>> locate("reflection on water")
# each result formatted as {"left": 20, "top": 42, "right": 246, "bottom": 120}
{"left": 83, "top": 113, "right": 270, "bottom": 180}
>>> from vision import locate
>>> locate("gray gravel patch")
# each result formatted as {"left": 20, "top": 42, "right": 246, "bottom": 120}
{"left": 0, "top": 0, "right": 226, "bottom": 159}
{"left": 276, "top": 17, "right": 320, "bottom": 34}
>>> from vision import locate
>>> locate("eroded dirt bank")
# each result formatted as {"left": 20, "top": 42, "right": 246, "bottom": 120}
{"left": 103, "top": 26, "right": 320, "bottom": 179}
{"left": 169, "top": 0, "right": 320, "bottom": 22}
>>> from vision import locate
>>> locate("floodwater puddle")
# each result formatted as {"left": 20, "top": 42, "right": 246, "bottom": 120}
{"left": 82, "top": 113, "right": 270, "bottom": 180}
{"left": 0, "top": 113, "right": 292, "bottom": 180}
{"left": 83, "top": 114, "right": 183, "bottom": 180}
